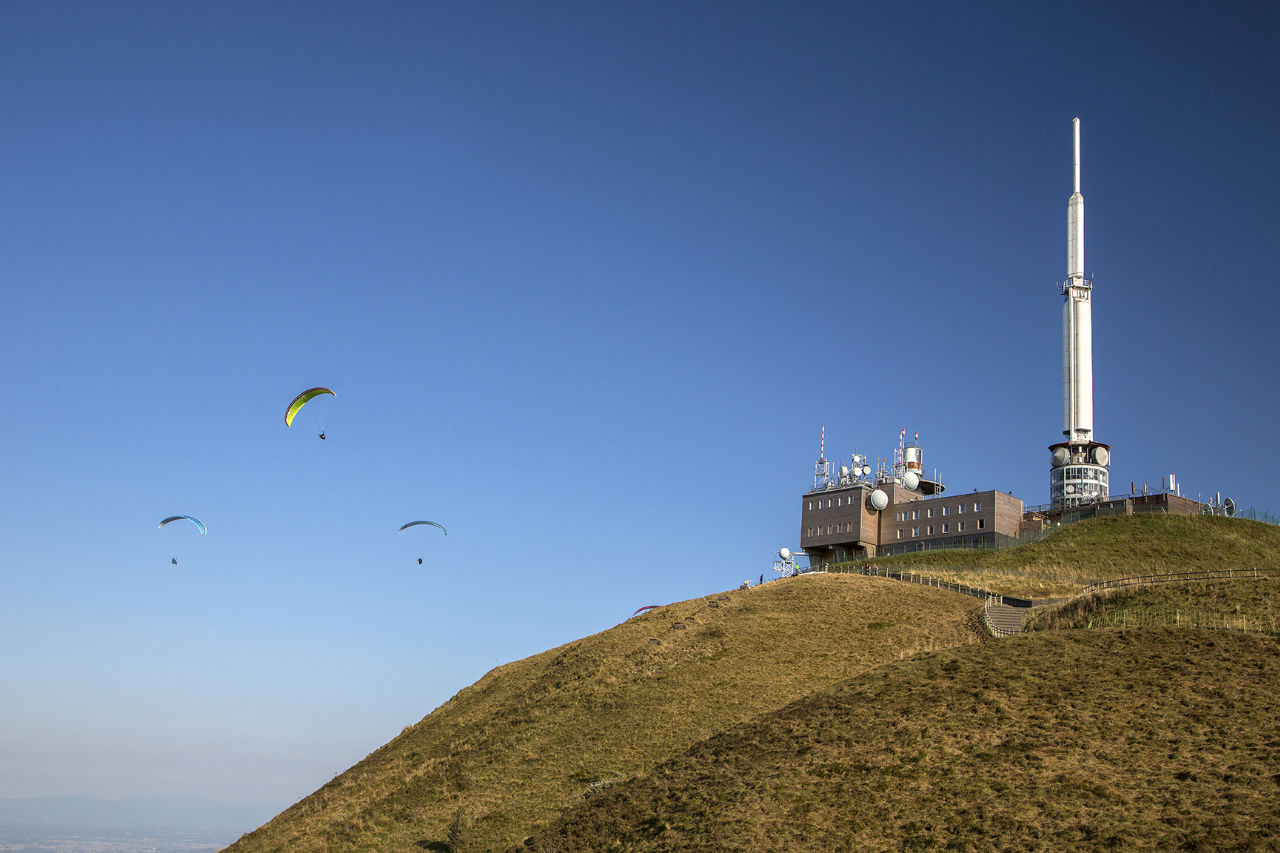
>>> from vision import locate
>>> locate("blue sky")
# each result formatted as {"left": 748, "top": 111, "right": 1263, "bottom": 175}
{"left": 2, "top": 1, "right": 1276, "bottom": 803}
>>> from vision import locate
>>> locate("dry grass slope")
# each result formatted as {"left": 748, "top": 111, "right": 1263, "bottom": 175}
{"left": 223, "top": 574, "right": 982, "bottom": 852}
{"left": 522, "top": 628, "right": 1280, "bottom": 852}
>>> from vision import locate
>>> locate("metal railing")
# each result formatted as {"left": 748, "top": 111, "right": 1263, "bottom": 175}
{"left": 982, "top": 595, "right": 1022, "bottom": 638}
{"left": 1069, "top": 607, "right": 1280, "bottom": 635}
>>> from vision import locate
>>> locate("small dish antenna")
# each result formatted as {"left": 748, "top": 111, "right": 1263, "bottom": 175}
{"left": 772, "top": 547, "right": 800, "bottom": 577}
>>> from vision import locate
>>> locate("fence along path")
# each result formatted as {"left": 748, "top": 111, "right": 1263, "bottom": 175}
{"left": 829, "top": 564, "right": 1030, "bottom": 637}
{"left": 832, "top": 564, "right": 1032, "bottom": 608}
{"left": 831, "top": 564, "right": 1279, "bottom": 637}
{"left": 1080, "top": 566, "right": 1280, "bottom": 594}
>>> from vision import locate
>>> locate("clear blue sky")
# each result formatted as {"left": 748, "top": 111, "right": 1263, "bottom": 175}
{"left": 2, "top": 1, "right": 1276, "bottom": 803}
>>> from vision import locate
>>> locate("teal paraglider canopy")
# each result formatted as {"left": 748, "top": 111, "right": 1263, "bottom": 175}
{"left": 398, "top": 521, "right": 447, "bottom": 535}
{"left": 158, "top": 515, "right": 207, "bottom": 536}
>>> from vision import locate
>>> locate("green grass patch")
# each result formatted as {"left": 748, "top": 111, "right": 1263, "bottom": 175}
{"left": 1026, "top": 577, "right": 1280, "bottom": 633}
{"left": 846, "top": 514, "right": 1280, "bottom": 597}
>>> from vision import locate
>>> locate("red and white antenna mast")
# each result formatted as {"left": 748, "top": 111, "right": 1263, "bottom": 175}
{"left": 813, "top": 424, "right": 831, "bottom": 490}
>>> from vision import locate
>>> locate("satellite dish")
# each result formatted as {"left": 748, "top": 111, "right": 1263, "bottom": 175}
{"left": 903, "top": 471, "right": 920, "bottom": 491}
{"left": 1223, "top": 497, "right": 1236, "bottom": 518}
{"left": 1051, "top": 447, "right": 1070, "bottom": 468}
{"left": 1065, "top": 484, "right": 1076, "bottom": 494}
{"left": 869, "top": 489, "right": 888, "bottom": 511}
{"left": 1092, "top": 446, "right": 1110, "bottom": 466}
{"left": 779, "top": 547, "right": 791, "bottom": 560}
{"left": 862, "top": 465, "right": 872, "bottom": 476}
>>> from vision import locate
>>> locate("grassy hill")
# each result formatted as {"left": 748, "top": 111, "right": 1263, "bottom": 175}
{"left": 225, "top": 574, "right": 983, "bottom": 852}
{"left": 224, "top": 514, "right": 1280, "bottom": 852}
{"left": 520, "top": 628, "right": 1280, "bottom": 852}
{"left": 852, "top": 514, "right": 1280, "bottom": 597}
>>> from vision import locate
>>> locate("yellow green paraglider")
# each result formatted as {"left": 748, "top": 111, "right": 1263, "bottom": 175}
{"left": 285, "top": 387, "right": 336, "bottom": 427}
{"left": 285, "top": 386, "right": 335, "bottom": 438}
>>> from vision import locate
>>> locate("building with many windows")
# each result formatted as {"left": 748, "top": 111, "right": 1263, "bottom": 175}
{"left": 798, "top": 431, "right": 1024, "bottom": 566}
{"left": 801, "top": 481, "right": 1023, "bottom": 565}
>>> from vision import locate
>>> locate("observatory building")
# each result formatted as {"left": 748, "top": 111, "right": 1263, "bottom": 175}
{"left": 799, "top": 429, "right": 1024, "bottom": 564}
{"left": 1049, "top": 118, "right": 1111, "bottom": 509}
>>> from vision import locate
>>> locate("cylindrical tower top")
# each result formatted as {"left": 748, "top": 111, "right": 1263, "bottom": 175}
{"left": 1067, "top": 119, "right": 1085, "bottom": 281}
{"left": 1073, "top": 117, "right": 1081, "bottom": 194}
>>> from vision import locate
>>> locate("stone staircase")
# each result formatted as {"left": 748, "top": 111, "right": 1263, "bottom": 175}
{"left": 984, "top": 602, "right": 1027, "bottom": 636}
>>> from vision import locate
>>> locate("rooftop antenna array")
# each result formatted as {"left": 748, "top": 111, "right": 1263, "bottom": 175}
{"left": 837, "top": 449, "right": 873, "bottom": 488}
{"left": 1204, "top": 492, "right": 1237, "bottom": 517}
{"left": 813, "top": 424, "right": 831, "bottom": 491}
{"left": 812, "top": 424, "right": 877, "bottom": 491}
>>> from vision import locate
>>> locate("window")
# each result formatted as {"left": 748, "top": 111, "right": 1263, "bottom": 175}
{"left": 958, "top": 521, "right": 966, "bottom": 532}
{"left": 942, "top": 523, "right": 949, "bottom": 533}
{"left": 897, "top": 530, "right": 903, "bottom": 540}
{"left": 958, "top": 503, "right": 965, "bottom": 514}
{"left": 826, "top": 524, "right": 832, "bottom": 535}
{"left": 827, "top": 498, "right": 833, "bottom": 508}
{"left": 897, "top": 511, "right": 906, "bottom": 522}
{"left": 942, "top": 506, "right": 949, "bottom": 516}
{"left": 911, "top": 509, "right": 919, "bottom": 520}
{"left": 927, "top": 508, "right": 934, "bottom": 518}
{"left": 807, "top": 500, "right": 812, "bottom": 510}
{"left": 927, "top": 525, "right": 934, "bottom": 535}
{"left": 911, "top": 526, "right": 919, "bottom": 537}
{"left": 837, "top": 496, "right": 842, "bottom": 507}
{"left": 974, "top": 501, "right": 982, "bottom": 511}
{"left": 977, "top": 518, "right": 985, "bottom": 530}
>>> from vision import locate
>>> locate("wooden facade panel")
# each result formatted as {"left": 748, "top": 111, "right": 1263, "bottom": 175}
{"left": 800, "top": 486, "right": 872, "bottom": 549}
{"left": 803, "top": 486, "right": 1024, "bottom": 558}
